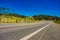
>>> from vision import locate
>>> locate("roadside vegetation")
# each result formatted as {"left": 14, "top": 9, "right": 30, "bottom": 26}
{"left": 0, "top": 7, "right": 60, "bottom": 24}
{"left": 0, "top": 13, "right": 37, "bottom": 23}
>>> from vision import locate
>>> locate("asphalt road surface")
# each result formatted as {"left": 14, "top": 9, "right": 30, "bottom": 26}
{"left": 0, "top": 21, "right": 60, "bottom": 40}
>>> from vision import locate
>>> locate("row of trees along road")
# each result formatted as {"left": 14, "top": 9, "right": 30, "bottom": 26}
{"left": 0, "top": 7, "right": 60, "bottom": 23}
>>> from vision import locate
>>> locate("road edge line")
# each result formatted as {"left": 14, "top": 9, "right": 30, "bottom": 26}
{"left": 19, "top": 23, "right": 50, "bottom": 40}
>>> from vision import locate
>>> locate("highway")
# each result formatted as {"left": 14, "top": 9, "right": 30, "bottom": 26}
{"left": 0, "top": 21, "right": 60, "bottom": 40}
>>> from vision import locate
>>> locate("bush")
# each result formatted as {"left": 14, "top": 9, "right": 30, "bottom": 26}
{"left": 54, "top": 20, "right": 60, "bottom": 24}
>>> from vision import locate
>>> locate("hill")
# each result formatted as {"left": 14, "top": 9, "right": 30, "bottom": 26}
{"left": 33, "top": 14, "right": 60, "bottom": 24}
{"left": 0, "top": 7, "right": 60, "bottom": 24}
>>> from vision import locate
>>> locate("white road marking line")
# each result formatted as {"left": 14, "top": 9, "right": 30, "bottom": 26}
{"left": 19, "top": 24, "right": 50, "bottom": 40}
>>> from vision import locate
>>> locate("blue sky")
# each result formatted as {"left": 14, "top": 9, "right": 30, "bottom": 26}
{"left": 0, "top": 0, "right": 60, "bottom": 16}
